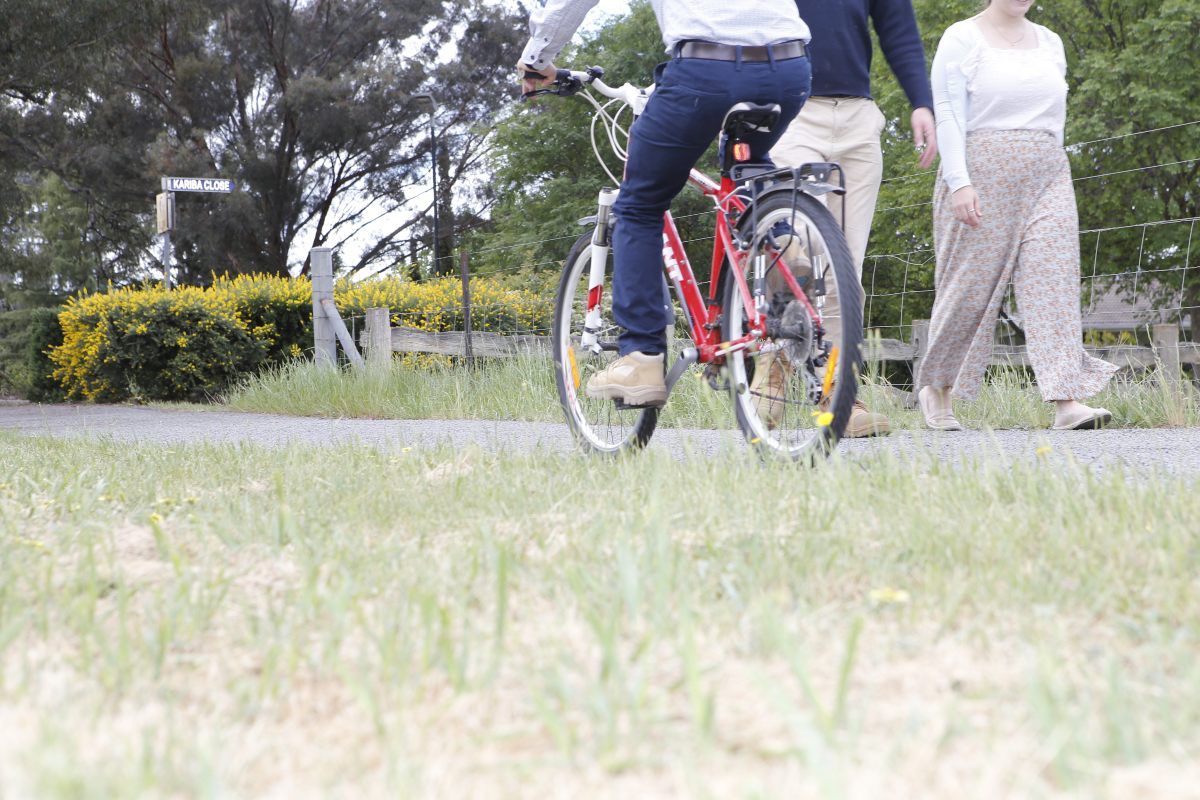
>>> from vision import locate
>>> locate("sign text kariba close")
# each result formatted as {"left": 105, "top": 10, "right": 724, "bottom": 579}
{"left": 161, "top": 176, "right": 236, "bottom": 193}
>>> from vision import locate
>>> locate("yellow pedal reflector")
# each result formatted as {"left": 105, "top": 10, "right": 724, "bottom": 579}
{"left": 822, "top": 346, "right": 839, "bottom": 398}
{"left": 567, "top": 347, "right": 581, "bottom": 390}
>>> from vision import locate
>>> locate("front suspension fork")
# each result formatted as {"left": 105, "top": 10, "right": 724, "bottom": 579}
{"left": 580, "top": 188, "right": 617, "bottom": 352}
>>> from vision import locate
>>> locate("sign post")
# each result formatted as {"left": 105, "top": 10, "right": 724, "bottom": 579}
{"left": 155, "top": 191, "right": 176, "bottom": 288}
{"left": 155, "top": 177, "right": 238, "bottom": 288}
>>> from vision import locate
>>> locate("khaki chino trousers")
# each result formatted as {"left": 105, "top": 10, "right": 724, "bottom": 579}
{"left": 770, "top": 96, "right": 886, "bottom": 345}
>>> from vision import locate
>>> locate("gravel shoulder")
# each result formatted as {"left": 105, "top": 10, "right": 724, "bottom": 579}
{"left": 2, "top": 402, "right": 1199, "bottom": 474}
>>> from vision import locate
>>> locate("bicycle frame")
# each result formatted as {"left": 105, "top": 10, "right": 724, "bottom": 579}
{"left": 583, "top": 166, "right": 801, "bottom": 366}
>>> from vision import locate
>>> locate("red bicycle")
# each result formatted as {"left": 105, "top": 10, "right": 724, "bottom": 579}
{"left": 531, "top": 66, "right": 863, "bottom": 461}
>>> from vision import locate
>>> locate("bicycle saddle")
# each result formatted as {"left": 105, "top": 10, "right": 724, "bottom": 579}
{"left": 721, "top": 102, "right": 782, "bottom": 138}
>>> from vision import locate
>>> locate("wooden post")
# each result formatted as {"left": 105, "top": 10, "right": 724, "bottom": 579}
{"left": 909, "top": 319, "right": 930, "bottom": 406}
{"left": 365, "top": 307, "right": 392, "bottom": 369}
{"left": 459, "top": 251, "right": 473, "bottom": 368}
{"left": 319, "top": 297, "right": 365, "bottom": 369}
{"left": 310, "top": 247, "right": 336, "bottom": 368}
{"left": 1152, "top": 322, "right": 1182, "bottom": 392}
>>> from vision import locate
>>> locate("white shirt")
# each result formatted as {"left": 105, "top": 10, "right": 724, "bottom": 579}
{"left": 932, "top": 19, "right": 1069, "bottom": 192}
{"left": 520, "top": 0, "right": 811, "bottom": 70}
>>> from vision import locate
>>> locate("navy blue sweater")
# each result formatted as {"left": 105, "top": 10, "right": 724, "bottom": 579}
{"left": 797, "top": 0, "right": 933, "bottom": 110}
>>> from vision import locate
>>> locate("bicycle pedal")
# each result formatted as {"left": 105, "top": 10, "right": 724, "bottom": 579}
{"left": 614, "top": 399, "right": 664, "bottom": 411}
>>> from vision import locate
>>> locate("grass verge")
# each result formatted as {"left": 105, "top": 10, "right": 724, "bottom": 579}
{"left": 1, "top": 433, "right": 1198, "bottom": 797}
{"left": 221, "top": 357, "right": 1200, "bottom": 430}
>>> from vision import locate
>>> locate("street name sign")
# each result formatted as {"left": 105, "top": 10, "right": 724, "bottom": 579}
{"left": 161, "top": 177, "right": 236, "bottom": 193}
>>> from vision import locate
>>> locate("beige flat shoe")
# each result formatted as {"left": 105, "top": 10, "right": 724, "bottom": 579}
{"left": 918, "top": 386, "right": 964, "bottom": 431}
{"left": 1052, "top": 405, "right": 1112, "bottom": 430}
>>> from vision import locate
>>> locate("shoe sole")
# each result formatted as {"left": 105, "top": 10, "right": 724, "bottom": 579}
{"left": 1052, "top": 411, "right": 1112, "bottom": 431}
{"left": 586, "top": 384, "right": 667, "bottom": 409}
{"left": 844, "top": 422, "right": 892, "bottom": 438}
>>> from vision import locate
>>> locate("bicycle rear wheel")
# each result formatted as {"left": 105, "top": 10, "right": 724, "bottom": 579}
{"left": 721, "top": 189, "right": 863, "bottom": 461}
{"left": 553, "top": 231, "right": 658, "bottom": 454}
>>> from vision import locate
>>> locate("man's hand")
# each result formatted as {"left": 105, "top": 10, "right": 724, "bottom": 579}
{"left": 911, "top": 107, "right": 938, "bottom": 169}
{"left": 951, "top": 186, "right": 982, "bottom": 228}
{"left": 517, "top": 61, "right": 556, "bottom": 96}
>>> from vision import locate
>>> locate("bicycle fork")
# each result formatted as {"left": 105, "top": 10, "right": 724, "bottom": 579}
{"left": 580, "top": 188, "right": 616, "bottom": 353}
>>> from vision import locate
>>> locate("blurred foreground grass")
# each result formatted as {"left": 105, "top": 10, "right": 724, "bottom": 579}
{"left": 221, "top": 357, "right": 1200, "bottom": 431}
{"left": 1, "top": 433, "right": 1198, "bottom": 797}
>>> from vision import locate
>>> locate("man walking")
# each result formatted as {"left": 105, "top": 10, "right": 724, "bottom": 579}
{"left": 767, "top": 0, "right": 937, "bottom": 437}
{"left": 518, "top": 0, "right": 813, "bottom": 408}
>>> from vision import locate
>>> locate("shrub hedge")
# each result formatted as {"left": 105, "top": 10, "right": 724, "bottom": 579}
{"left": 43, "top": 274, "right": 551, "bottom": 402}
{"left": 52, "top": 286, "right": 264, "bottom": 402}
{"left": 0, "top": 308, "right": 65, "bottom": 402}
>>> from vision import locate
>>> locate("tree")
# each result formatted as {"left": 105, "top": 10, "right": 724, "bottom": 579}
{"left": 0, "top": 0, "right": 523, "bottom": 288}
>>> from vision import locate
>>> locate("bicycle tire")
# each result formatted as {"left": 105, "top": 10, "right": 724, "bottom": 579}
{"left": 553, "top": 231, "right": 659, "bottom": 454}
{"left": 721, "top": 189, "right": 863, "bottom": 461}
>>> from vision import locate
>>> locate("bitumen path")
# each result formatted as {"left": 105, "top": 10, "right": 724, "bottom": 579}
{"left": 1, "top": 402, "right": 1199, "bottom": 475}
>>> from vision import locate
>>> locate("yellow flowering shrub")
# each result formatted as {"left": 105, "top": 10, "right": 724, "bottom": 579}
{"left": 51, "top": 286, "right": 264, "bottom": 402}
{"left": 47, "top": 273, "right": 552, "bottom": 401}
{"left": 212, "top": 273, "right": 312, "bottom": 363}
{"left": 336, "top": 276, "right": 552, "bottom": 335}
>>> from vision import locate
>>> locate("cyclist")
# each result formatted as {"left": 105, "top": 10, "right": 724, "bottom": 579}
{"left": 519, "top": 0, "right": 813, "bottom": 408}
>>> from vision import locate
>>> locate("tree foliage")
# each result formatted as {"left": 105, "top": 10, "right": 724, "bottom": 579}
{"left": 0, "top": 0, "right": 522, "bottom": 300}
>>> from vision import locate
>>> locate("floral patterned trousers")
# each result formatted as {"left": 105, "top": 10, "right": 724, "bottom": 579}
{"left": 918, "top": 130, "right": 1117, "bottom": 401}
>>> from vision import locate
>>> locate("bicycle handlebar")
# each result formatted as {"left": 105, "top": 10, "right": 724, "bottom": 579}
{"left": 520, "top": 65, "right": 652, "bottom": 110}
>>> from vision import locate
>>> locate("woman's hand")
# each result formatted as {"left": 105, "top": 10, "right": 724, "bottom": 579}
{"left": 951, "top": 186, "right": 983, "bottom": 228}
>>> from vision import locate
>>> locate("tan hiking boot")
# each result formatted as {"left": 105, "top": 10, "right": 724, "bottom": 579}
{"left": 820, "top": 394, "right": 891, "bottom": 437}
{"left": 585, "top": 352, "right": 667, "bottom": 408}
{"left": 750, "top": 351, "right": 793, "bottom": 430}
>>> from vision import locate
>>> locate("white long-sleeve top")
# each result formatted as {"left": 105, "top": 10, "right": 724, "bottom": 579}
{"left": 520, "top": 0, "right": 811, "bottom": 70}
{"left": 932, "top": 19, "right": 1069, "bottom": 192}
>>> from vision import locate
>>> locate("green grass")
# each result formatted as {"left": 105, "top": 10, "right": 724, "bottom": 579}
{"left": 1, "top": 433, "right": 1198, "bottom": 797}
{"left": 220, "top": 357, "right": 1200, "bottom": 430}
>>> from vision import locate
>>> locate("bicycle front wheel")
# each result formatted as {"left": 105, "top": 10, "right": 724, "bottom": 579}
{"left": 722, "top": 189, "right": 863, "bottom": 462}
{"left": 553, "top": 231, "right": 658, "bottom": 455}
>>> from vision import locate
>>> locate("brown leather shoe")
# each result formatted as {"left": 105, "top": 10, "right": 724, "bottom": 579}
{"left": 821, "top": 395, "right": 891, "bottom": 438}
{"left": 750, "top": 351, "right": 793, "bottom": 430}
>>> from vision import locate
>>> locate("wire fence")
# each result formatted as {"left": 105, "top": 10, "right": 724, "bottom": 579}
{"left": 378, "top": 120, "right": 1199, "bottom": 372}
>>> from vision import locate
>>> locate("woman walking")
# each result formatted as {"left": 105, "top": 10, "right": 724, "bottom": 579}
{"left": 917, "top": 0, "right": 1118, "bottom": 430}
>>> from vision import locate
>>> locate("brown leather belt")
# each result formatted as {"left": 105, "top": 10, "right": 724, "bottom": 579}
{"left": 675, "top": 40, "right": 808, "bottom": 62}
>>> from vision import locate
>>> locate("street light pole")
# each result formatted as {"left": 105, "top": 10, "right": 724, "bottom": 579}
{"left": 412, "top": 93, "right": 439, "bottom": 275}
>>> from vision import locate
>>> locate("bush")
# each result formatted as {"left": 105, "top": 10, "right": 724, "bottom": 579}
{"left": 0, "top": 308, "right": 66, "bottom": 402}
{"left": 51, "top": 287, "right": 264, "bottom": 402}
{"left": 45, "top": 273, "right": 552, "bottom": 402}
{"left": 337, "top": 275, "right": 553, "bottom": 335}
{"left": 212, "top": 273, "right": 312, "bottom": 364}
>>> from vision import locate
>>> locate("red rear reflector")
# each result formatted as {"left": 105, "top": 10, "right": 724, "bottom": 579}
{"left": 732, "top": 142, "right": 751, "bottom": 162}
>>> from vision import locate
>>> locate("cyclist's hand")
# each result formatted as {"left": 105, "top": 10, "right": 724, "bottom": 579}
{"left": 517, "top": 61, "right": 556, "bottom": 95}
{"left": 951, "top": 186, "right": 982, "bottom": 228}
{"left": 911, "top": 107, "right": 938, "bottom": 169}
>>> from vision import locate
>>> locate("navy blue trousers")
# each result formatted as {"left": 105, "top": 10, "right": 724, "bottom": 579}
{"left": 611, "top": 53, "right": 812, "bottom": 355}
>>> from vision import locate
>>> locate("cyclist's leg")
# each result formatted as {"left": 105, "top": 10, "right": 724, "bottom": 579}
{"left": 612, "top": 54, "right": 811, "bottom": 356}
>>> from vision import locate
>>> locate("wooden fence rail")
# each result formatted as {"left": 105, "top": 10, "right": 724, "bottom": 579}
{"left": 354, "top": 310, "right": 1194, "bottom": 387}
